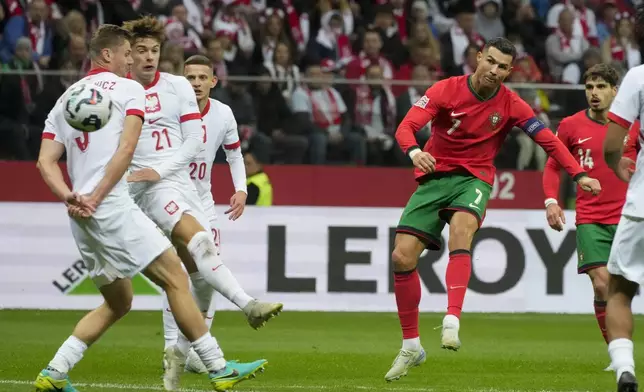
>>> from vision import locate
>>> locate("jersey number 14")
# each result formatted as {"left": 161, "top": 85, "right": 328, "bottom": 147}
{"left": 577, "top": 148, "right": 594, "bottom": 170}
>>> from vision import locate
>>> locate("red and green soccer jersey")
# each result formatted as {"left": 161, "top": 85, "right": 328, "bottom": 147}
{"left": 543, "top": 110, "right": 640, "bottom": 225}
{"left": 396, "top": 75, "right": 585, "bottom": 185}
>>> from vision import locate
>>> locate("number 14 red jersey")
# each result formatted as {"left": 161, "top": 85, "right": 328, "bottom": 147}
{"left": 543, "top": 110, "right": 640, "bottom": 225}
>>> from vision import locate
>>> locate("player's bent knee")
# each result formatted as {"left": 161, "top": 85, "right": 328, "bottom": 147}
{"left": 392, "top": 246, "right": 419, "bottom": 272}
{"left": 171, "top": 213, "right": 207, "bottom": 247}
{"left": 589, "top": 268, "right": 610, "bottom": 299}
{"left": 187, "top": 231, "right": 220, "bottom": 265}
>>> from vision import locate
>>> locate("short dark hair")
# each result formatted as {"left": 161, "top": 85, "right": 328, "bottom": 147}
{"left": 122, "top": 16, "right": 165, "bottom": 44}
{"left": 89, "top": 24, "right": 131, "bottom": 59}
{"left": 184, "top": 55, "right": 212, "bottom": 68}
{"left": 483, "top": 37, "right": 517, "bottom": 60}
{"left": 583, "top": 63, "right": 620, "bottom": 86}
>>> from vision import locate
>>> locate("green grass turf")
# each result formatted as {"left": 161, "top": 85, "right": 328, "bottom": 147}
{"left": 0, "top": 310, "right": 642, "bottom": 392}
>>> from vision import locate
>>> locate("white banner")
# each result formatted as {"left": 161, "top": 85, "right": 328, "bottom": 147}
{"left": 0, "top": 202, "right": 641, "bottom": 314}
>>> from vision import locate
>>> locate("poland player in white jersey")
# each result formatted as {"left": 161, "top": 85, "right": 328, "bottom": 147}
{"left": 33, "top": 24, "right": 246, "bottom": 392}
{"left": 122, "top": 17, "right": 276, "bottom": 389}
{"left": 603, "top": 59, "right": 644, "bottom": 392}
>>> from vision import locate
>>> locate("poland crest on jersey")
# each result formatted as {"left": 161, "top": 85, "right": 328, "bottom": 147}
{"left": 145, "top": 93, "right": 161, "bottom": 113}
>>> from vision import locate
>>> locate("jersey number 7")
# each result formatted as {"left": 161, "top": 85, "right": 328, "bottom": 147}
{"left": 447, "top": 119, "right": 461, "bottom": 135}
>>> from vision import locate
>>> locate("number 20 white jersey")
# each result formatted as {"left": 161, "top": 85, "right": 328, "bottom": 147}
{"left": 191, "top": 98, "right": 242, "bottom": 220}
{"left": 130, "top": 71, "right": 202, "bottom": 183}
{"left": 42, "top": 68, "right": 146, "bottom": 196}
{"left": 607, "top": 64, "right": 644, "bottom": 219}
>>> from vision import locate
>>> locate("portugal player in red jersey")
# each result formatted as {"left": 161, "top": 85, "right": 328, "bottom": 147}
{"left": 542, "top": 64, "right": 639, "bottom": 350}
{"left": 386, "top": 37, "right": 601, "bottom": 382}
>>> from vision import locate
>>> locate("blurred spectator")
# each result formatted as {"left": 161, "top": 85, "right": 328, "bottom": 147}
{"left": 0, "top": 0, "right": 53, "bottom": 67}
{"left": 346, "top": 63, "right": 396, "bottom": 166}
{"left": 509, "top": 72, "right": 548, "bottom": 170}
{"left": 440, "top": 3, "right": 485, "bottom": 77}
{"left": 562, "top": 46, "right": 602, "bottom": 84}
{"left": 244, "top": 150, "right": 273, "bottom": 206}
{"left": 406, "top": 22, "right": 440, "bottom": 62}
{"left": 158, "top": 58, "right": 175, "bottom": 73}
{"left": 4, "top": 0, "right": 61, "bottom": 20}
{"left": 475, "top": 0, "right": 504, "bottom": 42}
{"left": 291, "top": 62, "right": 366, "bottom": 165}
{"left": 263, "top": 40, "right": 301, "bottom": 101}
{"left": 163, "top": 3, "right": 203, "bottom": 56}
{"left": 394, "top": 43, "right": 440, "bottom": 96}
{"left": 253, "top": 67, "right": 308, "bottom": 164}
{"left": 596, "top": 1, "right": 619, "bottom": 44}
{"left": 372, "top": 4, "right": 405, "bottom": 66}
{"left": 546, "top": 0, "right": 598, "bottom": 46}
{"left": 601, "top": 12, "right": 640, "bottom": 70}
{"left": 66, "top": 33, "right": 88, "bottom": 71}
{"left": 345, "top": 28, "right": 393, "bottom": 80}
{"left": 505, "top": 3, "right": 549, "bottom": 67}
{"left": 160, "top": 42, "right": 185, "bottom": 75}
{"left": 252, "top": 7, "right": 292, "bottom": 66}
{"left": 224, "top": 69, "right": 272, "bottom": 164}
{"left": 213, "top": 1, "right": 255, "bottom": 62}
{"left": 206, "top": 37, "right": 228, "bottom": 87}
{"left": 459, "top": 44, "right": 478, "bottom": 75}
{"left": 62, "top": 9, "right": 87, "bottom": 37}
{"left": 138, "top": 0, "right": 174, "bottom": 18}
{"left": 0, "top": 36, "right": 43, "bottom": 159}
{"left": 426, "top": 0, "right": 455, "bottom": 35}
{"left": 307, "top": 9, "right": 352, "bottom": 70}
{"left": 546, "top": 8, "right": 589, "bottom": 81}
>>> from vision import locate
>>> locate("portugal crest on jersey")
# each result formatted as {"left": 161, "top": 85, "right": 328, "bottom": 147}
{"left": 489, "top": 111, "right": 502, "bottom": 130}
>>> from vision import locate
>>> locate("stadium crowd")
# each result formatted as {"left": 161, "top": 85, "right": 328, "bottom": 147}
{"left": 0, "top": 0, "right": 641, "bottom": 167}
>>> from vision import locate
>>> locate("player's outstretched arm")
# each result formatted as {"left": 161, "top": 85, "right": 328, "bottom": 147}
{"left": 91, "top": 114, "right": 143, "bottom": 205}
{"left": 395, "top": 82, "right": 445, "bottom": 173}
{"left": 542, "top": 123, "right": 568, "bottom": 230}
{"left": 37, "top": 138, "right": 72, "bottom": 202}
{"left": 514, "top": 101, "right": 600, "bottom": 194}
{"left": 604, "top": 120, "right": 634, "bottom": 182}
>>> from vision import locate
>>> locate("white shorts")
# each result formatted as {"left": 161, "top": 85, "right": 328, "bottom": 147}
{"left": 608, "top": 214, "right": 644, "bottom": 285}
{"left": 131, "top": 179, "right": 210, "bottom": 237}
{"left": 70, "top": 194, "right": 172, "bottom": 288}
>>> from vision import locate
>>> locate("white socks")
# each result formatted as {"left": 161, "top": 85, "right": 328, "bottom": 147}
{"left": 163, "top": 273, "right": 216, "bottom": 349}
{"left": 402, "top": 337, "right": 421, "bottom": 351}
{"left": 192, "top": 333, "right": 226, "bottom": 372}
{"left": 609, "top": 338, "right": 635, "bottom": 381}
{"left": 48, "top": 336, "right": 88, "bottom": 374}
{"left": 187, "top": 231, "right": 253, "bottom": 309}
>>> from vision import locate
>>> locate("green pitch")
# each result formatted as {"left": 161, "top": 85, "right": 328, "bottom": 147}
{"left": 1, "top": 310, "right": 642, "bottom": 392}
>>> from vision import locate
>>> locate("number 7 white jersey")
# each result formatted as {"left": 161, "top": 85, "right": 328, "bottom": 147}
{"left": 130, "top": 71, "right": 203, "bottom": 181}
{"left": 42, "top": 68, "right": 146, "bottom": 196}
{"left": 191, "top": 98, "right": 244, "bottom": 219}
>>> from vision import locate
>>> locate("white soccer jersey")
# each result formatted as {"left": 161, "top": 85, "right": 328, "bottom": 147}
{"left": 42, "top": 68, "right": 146, "bottom": 196}
{"left": 191, "top": 98, "right": 246, "bottom": 220}
{"left": 130, "top": 71, "right": 203, "bottom": 182}
{"left": 608, "top": 64, "right": 644, "bottom": 218}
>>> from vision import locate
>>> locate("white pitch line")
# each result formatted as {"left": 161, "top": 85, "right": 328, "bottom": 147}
{"left": 0, "top": 379, "right": 594, "bottom": 392}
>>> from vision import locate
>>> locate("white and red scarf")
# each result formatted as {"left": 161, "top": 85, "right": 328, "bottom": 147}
{"left": 305, "top": 87, "right": 342, "bottom": 128}
{"left": 353, "top": 84, "right": 396, "bottom": 134}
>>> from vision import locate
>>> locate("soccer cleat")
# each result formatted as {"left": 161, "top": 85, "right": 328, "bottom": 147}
{"left": 618, "top": 371, "right": 638, "bottom": 392}
{"left": 243, "top": 300, "right": 283, "bottom": 330}
{"left": 441, "top": 315, "right": 461, "bottom": 351}
{"left": 34, "top": 368, "right": 78, "bottom": 392}
{"left": 209, "top": 359, "right": 267, "bottom": 391}
{"left": 384, "top": 348, "right": 426, "bottom": 382}
{"left": 163, "top": 345, "right": 187, "bottom": 391}
{"left": 185, "top": 348, "right": 208, "bottom": 374}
